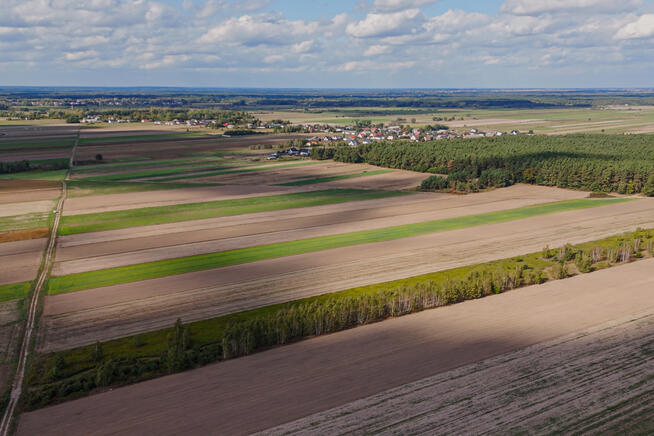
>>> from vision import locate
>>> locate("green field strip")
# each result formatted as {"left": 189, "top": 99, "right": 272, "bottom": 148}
{"left": 72, "top": 157, "right": 226, "bottom": 174}
{"left": 0, "top": 281, "right": 31, "bottom": 303}
{"left": 48, "top": 197, "right": 631, "bottom": 294}
{"left": 278, "top": 169, "right": 394, "bottom": 186}
{"left": 66, "top": 180, "right": 223, "bottom": 197}
{"left": 0, "top": 212, "right": 51, "bottom": 232}
{"left": 78, "top": 163, "right": 242, "bottom": 182}
{"left": 151, "top": 160, "right": 322, "bottom": 182}
{"left": 58, "top": 188, "right": 408, "bottom": 235}
{"left": 77, "top": 133, "right": 207, "bottom": 145}
{"left": 0, "top": 139, "right": 75, "bottom": 150}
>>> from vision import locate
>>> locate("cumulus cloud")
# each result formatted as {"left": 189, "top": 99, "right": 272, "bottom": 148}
{"left": 199, "top": 14, "right": 317, "bottom": 46}
{"left": 346, "top": 9, "right": 425, "bottom": 38}
{"left": 615, "top": 14, "right": 654, "bottom": 39}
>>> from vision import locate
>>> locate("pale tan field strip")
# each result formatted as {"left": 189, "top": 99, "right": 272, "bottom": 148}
{"left": 19, "top": 259, "right": 654, "bottom": 436}
{"left": 0, "top": 239, "right": 46, "bottom": 285}
{"left": 53, "top": 185, "right": 584, "bottom": 275}
{"left": 63, "top": 185, "right": 307, "bottom": 215}
{"left": 0, "top": 180, "right": 61, "bottom": 204}
{"left": 0, "top": 200, "right": 54, "bottom": 218}
{"left": 39, "top": 195, "right": 654, "bottom": 352}
{"left": 264, "top": 307, "right": 654, "bottom": 435}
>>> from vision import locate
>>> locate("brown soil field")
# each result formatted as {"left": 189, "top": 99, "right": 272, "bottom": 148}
{"left": 0, "top": 228, "right": 49, "bottom": 244}
{"left": 63, "top": 184, "right": 307, "bottom": 215}
{"left": 78, "top": 129, "right": 176, "bottom": 138}
{"left": 73, "top": 135, "right": 300, "bottom": 161}
{"left": 0, "top": 238, "right": 46, "bottom": 285}
{"left": 264, "top": 308, "right": 654, "bottom": 435}
{"left": 20, "top": 259, "right": 654, "bottom": 436}
{"left": 38, "top": 197, "right": 654, "bottom": 352}
{"left": 0, "top": 149, "right": 72, "bottom": 163}
{"left": 0, "top": 180, "right": 60, "bottom": 204}
{"left": 53, "top": 185, "right": 586, "bottom": 275}
{"left": 0, "top": 126, "right": 77, "bottom": 137}
{"left": 0, "top": 200, "right": 55, "bottom": 217}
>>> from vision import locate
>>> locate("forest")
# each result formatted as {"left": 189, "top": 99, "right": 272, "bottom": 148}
{"left": 331, "top": 134, "right": 654, "bottom": 195}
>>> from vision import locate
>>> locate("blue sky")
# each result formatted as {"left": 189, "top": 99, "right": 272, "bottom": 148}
{"left": 1, "top": 0, "right": 654, "bottom": 88}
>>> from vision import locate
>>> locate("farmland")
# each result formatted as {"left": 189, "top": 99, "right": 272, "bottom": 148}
{"left": 0, "top": 106, "right": 653, "bottom": 435}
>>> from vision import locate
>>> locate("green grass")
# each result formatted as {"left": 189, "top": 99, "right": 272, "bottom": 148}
{"left": 0, "top": 281, "right": 31, "bottom": 302}
{"left": 77, "top": 133, "right": 207, "bottom": 145}
{"left": 0, "top": 139, "right": 74, "bottom": 150}
{"left": 278, "top": 169, "right": 394, "bottom": 186}
{"left": 72, "top": 157, "right": 218, "bottom": 173}
{"left": 0, "top": 211, "right": 52, "bottom": 232}
{"left": 58, "top": 188, "right": 409, "bottom": 235}
{"left": 48, "top": 197, "right": 632, "bottom": 294}
{"left": 151, "top": 160, "right": 322, "bottom": 182}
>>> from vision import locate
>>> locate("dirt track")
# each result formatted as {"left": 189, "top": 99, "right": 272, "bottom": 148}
{"left": 39, "top": 196, "right": 654, "bottom": 351}
{"left": 20, "top": 259, "right": 654, "bottom": 436}
{"left": 53, "top": 185, "right": 585, "bottom": 275}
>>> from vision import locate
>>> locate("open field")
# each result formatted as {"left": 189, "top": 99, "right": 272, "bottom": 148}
{"left": 265, "top": 306, "right": 654, "bottom": 435}
{"left": 19, "top": 259, "right": 654, "bottom": 435}
{"left": 255, "top": 106, "right": 654, "bottom": 134}
{"left": 50, "top": 198, "right": 626, "bottom": 278}
{"left": 38, "top": 194, "right": 654, "bottom": 352}
{"left": 0, "top": 239, "right": 47, "bottom": 285}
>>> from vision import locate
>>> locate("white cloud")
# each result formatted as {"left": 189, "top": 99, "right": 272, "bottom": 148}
{"left": 615, "top": 14, "right": 654, "bottom": 39}
{"left": 346, "top": 9, "right": 425, "bottom": 38}
{"left": 364, "top": 44, "right": 391, "bottom": 56}
{"left": 64, "top": 50, "right": 98, "bottom": 61}
{"left": 199, "top": 14, "right": 318, "bottom": 46}
{"left": 372, "top": 0, "right": 437, "bottom": 12}
{"left": 501, "top": 0, "right": 643, "bottom": 15}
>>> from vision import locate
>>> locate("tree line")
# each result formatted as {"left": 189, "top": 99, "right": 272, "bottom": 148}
{"left": 331, "top": 134, "right": 654, "bottom": 195}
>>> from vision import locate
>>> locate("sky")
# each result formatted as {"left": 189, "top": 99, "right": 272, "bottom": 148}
{"left": 1, "top": 0, "right": 654, "bottom": 88}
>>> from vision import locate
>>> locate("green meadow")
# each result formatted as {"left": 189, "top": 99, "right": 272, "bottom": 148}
{"left": 278, "top": 169, "right": 394, "bottom": 186}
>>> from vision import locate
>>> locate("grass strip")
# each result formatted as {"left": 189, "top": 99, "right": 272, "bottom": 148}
{"left": 72, "top": 157, "right": 224, "bottom": 174}
{"left": 150, "top": 160, "right": 322, "bottom": 182}
{"left": 0, "top": 170, "right": 68, "bottom": 181}
{"left": 58, "top": 189, "right": 409, "bottom": 235}
{"left": 0, "top": 282, "right": 31, "bottom": 303}
{"left": 48, "top": 198, "right": 631, "bottom": 294}
{"left": 0, "top": 212, "right": 51, "bottom": 232}
{"left": 278, "top": 169, "right": 394, "bottom": 186}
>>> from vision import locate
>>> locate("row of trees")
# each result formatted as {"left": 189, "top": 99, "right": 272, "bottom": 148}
{"left": 333, "top": 134, "right": 654, "bottom": 195}
{"left": 24, "top": 230, "right": 653, "bottom": 409}
{"left": 0, "top": 159, "right": 68, "bottom": 174}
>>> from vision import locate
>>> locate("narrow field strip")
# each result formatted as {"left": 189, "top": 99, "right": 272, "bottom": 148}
{"left": 58, "top": 189, "right": 408, "bottom": 235}
{"left": 0, "top": 281, "right": 31, "bottom": 303}
{"left": 0, "top": 213, "right": 51, "bottom": 233}
{"left": 151, "top": 160, "right": 322, "bottom": 182}
{"left": 66, "top": 180, "right": 222, "bottom": 197}
{"left": 0, "top": 170, "right": 68, "bottom": 181}
{"left": 278, "top": 169, "right": 394, "bottom": 186}
{"left": 77, "top": 133, "right": 206, "bottom": 145}
{"left": 71, "top": 157, "right": 224, "bottom": 174}
{"left": 78, "top": 163, "right": 242, "bottom": 182}
{"left": 47, "top": 198, "right": 631, "bottom": 294}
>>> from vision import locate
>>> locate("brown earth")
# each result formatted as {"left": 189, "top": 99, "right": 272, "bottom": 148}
{"left": 0, "top": 228, "right": 49, "bottom": 244}
{"left": 63, "top": 184, "right": 309, "bottom": 215}
{"left": 0, "top": 238, "right": 46, "bottom": 285}
{"left": 20, "top": 259, "right": 654, "bottom": 436}
{"left": 264, "top": 307, "right": 654, "bottom": 435}
{"left": 53, "top": 185, "right": 586, "bottom": 275}
{"left": 0, "top": 200, "right": 55, "bottom": 217}
{"left": 39, "top": 197, "right": 654, "bottom": 352}
{"left": 0, "top": 180, "right": 61, "bottom": 204}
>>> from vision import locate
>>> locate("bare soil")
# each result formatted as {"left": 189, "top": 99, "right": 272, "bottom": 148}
{"left": 0, "top": 200, "right": 55, "bottom": 218}
{"left": 39, "top": 196, "right": 654, "bottom": 351}
{"left": 264, "top": 307, "right": 654, "bottom": 435}
{"left": 20, "top": 259, "right": 654, "bottom": 436}
{"left": 0, "top": 180, "right": 60, "bottom": 204}
{"left": 0, "top": 238, "right": 46, "bottom": 285}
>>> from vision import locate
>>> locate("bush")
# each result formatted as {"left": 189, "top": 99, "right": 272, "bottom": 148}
{"left": 420, "top": 175, "right": 449, "bottom": 191}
